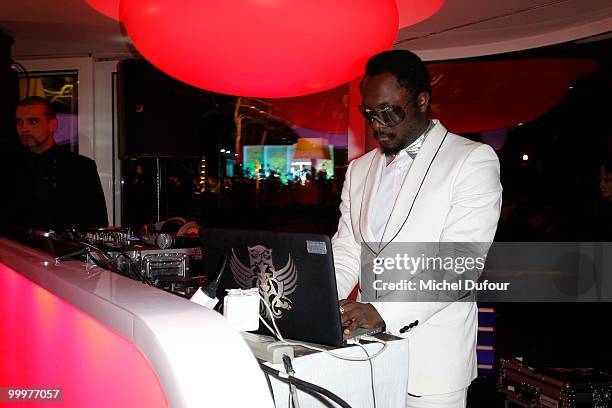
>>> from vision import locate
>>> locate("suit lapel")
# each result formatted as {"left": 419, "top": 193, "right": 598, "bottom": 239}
{"left": 359, "top": 149, "right": 385, "bottom": 250}
{"left": 381, "top": 120, "right": 447, "bottom": 244}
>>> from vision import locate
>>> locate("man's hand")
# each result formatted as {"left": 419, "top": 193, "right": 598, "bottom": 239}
{"left": 339, "top": 299, "right": 384, "bottom": 335}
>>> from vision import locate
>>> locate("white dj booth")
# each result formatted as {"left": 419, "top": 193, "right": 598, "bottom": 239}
{"left": 266, "top": 338, "right": 409, "bottom": 408}
{"left": 0, "top": 237, "right": 409, "bottom": 408}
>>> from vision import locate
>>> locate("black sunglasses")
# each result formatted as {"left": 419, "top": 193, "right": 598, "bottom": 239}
{"left": 358, "top": 101, "right": 411, "bottom": 128}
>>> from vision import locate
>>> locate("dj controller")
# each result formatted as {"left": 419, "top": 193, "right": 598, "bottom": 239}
{"left": 84, "top": 221, "right": 207, "bottom": 297}
{"left": 17, "top": 218, "right": 209, "bottom": 298}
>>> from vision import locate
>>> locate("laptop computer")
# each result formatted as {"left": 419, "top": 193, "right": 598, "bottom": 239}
{"left": 200, "top": 228, "right": 381, "bottom": 347}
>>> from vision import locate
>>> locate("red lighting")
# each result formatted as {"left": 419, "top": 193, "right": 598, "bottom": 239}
{"left": 120, "top": 0, "right": 399, "bottom": 97}
{"left": 0, "top": 263, "right": 168, "bottom": 408}
{"left": 428, "top": 59, "right": 597, "bottom": 134}
{"left": 268, "top": 85, "right": 349, "bottom": 133}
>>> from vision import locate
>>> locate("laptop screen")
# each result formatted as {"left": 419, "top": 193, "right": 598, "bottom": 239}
{"left": 201, "top": 228, "right": 344, "bottom": 346}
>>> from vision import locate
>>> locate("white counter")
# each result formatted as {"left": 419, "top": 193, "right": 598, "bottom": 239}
{"left": 0, "top": 237, "right": 274, "bottom": 407}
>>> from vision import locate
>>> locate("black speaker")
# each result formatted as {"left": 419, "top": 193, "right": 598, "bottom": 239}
{"left": 117, "top": 59, "right": 201, "bottom": 159}
{"left": 0, "top": 30, "right": 18, "bottom": 154}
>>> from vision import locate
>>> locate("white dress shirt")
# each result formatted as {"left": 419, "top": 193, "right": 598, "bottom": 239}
{"left": 371, "top": 132, "right": 427, "bottom": 242}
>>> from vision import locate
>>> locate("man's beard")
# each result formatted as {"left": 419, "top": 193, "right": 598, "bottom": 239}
{"left": 375, "top": 130, "right": 405, "bottom": 156}
{"left": 375, "top": 119, "right": 427, "bottom": 156}
{"left": 20, "top": 134, "right": 50, "bottom": 149}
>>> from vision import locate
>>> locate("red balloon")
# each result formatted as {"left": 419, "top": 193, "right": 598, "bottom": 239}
{"left": 85, "top": 0, "right": 442, "bottom": 31}
{"left": 121, "top": 0, "right": 399, "bottom": 98}
{"left": 397, "top": 0, "right": 444, "bottom": 28}
{"left": 428, "top": 59, "right": 597, "bottom": 134}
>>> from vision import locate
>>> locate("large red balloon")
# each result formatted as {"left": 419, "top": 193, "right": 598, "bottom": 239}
{"left": 87, "top": 0, "right": 443, "bottom": 27}
{"left": 428, "top": 59, "right": 597, "bottom": 134}
{"left": 121, "top": 0, "right": 399, "bottom": 98}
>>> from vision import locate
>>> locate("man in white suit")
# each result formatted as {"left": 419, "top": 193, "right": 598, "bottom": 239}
{"left": 332, "top": 50, "right": 502, "bottom": 407}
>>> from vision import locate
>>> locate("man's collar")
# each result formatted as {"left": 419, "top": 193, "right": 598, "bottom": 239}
{"left": 401, "top": 119, "right": 435, "bottom": 159}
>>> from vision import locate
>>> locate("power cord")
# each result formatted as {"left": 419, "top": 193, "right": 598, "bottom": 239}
{"left": 113, "top": 247, "right": 155, "bottom": 285}
{"left": 261, "top": 365, "right": 275, "bottom": 406}
{"left": 258, "top": 362, "right": 352, "bottom": 408}
{"left": 282, "top": 354, "right": 300, "bottom": 408}
{"left": 59, "top": 239, "right": 154, "bottom": 285}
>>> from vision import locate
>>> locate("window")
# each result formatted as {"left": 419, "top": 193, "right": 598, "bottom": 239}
{"left": 18, "top": 71, "right": 79, "bottom": 152}
{"left": 120, "top": 60, "right": 349, "bottom": 235}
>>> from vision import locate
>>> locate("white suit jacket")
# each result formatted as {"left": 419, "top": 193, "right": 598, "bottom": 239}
{"left": 332, "top": 120, "right": 502, "bottom": 396}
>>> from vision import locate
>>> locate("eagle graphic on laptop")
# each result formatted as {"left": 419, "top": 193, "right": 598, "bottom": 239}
{"left": 230, "top": 245, "right": 298, "bottom": 320}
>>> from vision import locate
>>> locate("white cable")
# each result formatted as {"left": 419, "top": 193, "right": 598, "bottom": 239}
{"left": 290, "top": 385, "right": 300, "bottom": 408}
{"left": 257, "top": 294, "right": 387, "bottom": 362}
{"left": 259, "top": 314, "right": 277, "bottom": 337}
{"left": 355, "top": 343, "right": 377, "bottom": 408}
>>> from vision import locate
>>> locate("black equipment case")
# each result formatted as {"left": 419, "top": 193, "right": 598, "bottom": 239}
{"left": 498, "top": 356, "right": 612, "bottom": 408}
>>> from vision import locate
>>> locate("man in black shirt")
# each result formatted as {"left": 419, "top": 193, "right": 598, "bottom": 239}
{"left": 7, "top": 96, "right": 108, "bottom": 230}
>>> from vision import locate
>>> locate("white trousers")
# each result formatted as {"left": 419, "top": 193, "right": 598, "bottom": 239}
{"left": 406, "top": 388, "right": 467, "bottom": 408}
